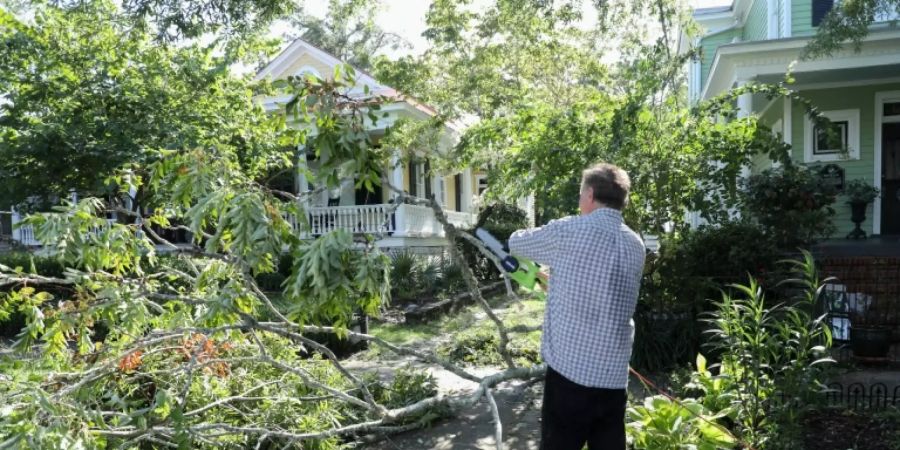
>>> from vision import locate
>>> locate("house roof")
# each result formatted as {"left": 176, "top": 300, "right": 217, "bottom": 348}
{"left": 254, "top": 38, "right": 443, "bottom": 120}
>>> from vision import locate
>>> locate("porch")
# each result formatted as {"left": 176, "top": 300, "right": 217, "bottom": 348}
{"left": 301, "top": 203, "right": 476, "bottom": 240}
{"left": 2, "top": 204, "right": 477, "bottom": 249}
{"left": 815, "top": 239, "right": 900, "bottom": 364}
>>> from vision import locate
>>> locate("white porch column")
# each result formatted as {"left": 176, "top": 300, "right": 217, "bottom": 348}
{"left": 390, "top": 150, "right": 404, "bottom": 198}
{"left": 295, "top": 145, "right": 309, "bottom": 206}
{"left": 737, "top": 79, "right": 753, "bottom": 179}
{"left": 10, "top": 208, "right": 20, "bottom": 243}
{"left": 461, "top": 168, "right": 473, "bottom": 213}
{"left": 767, "top": 0, "right": 779, "bottom": 39}
{"left": 737, "top": 82, "right": 753, "bottom": 119}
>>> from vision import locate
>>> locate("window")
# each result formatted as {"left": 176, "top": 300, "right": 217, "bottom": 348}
{"left": 804, "top": 109, "right": 860, "bottom": 163}
{"left": 813, "top": 120, "right": 848, "bottom": 155}
{"left": 415, "top": 163, "right": 426, "bottom": 198}
{"left": 884, "top": 102, "right": 900, "bottom": 117}
{"left": 812, "top": 0, "right": 835, "bottom": 27}
{"left": 437, "top": 178, "right": 447, "bottom": 206}
{"left": 475, "top": 175, "right": 488, "bottom": 195}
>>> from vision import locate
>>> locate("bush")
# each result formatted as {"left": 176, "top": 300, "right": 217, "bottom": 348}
{"left": 389, "top": 252, "right": 467, "bottom": 304}
{"left": 741, "top": 166, "right": 838, "bottom": 246}
{"left": 254, "top": 271, "right": 286, "bottom": 292}
{"left": 0, "top": 251, "right": 67, "bottom": 279}
{"left": 631, "top": 221, "right": 782, "bottom": 371}
{"left": 628, "top": 253, "right": 834, "bottom": 449}
{"left": 701, "top": 251, "right": 834, "bottom": 447}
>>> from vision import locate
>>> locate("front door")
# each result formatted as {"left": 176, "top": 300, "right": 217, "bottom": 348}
{"left": 882, "top": 122, "right": 900, "bottom": 235}
{"left": 354, "top": 180, "right": 383, "bottom": 205}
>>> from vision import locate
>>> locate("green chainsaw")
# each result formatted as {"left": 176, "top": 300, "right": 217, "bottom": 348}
{"left": 475, "top": 228, "right": 547, "bottom": 298}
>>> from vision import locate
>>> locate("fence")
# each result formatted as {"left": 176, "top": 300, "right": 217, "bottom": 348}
{"left": 823, "top": 381, "right": 900, "bottom": 410}
{"left": 819, "top": 257, "right": 900, "bottom": 361}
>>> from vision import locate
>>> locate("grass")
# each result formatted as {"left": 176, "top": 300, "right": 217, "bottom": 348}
{"left": 363, "top": 292, "right": 546, "bottom": 366}
{"left": 258, "top": 289, "right": 546, "bottom": 365}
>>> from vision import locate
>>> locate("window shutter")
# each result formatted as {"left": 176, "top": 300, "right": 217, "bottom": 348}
{"left": 812, "top": 0, "right": 834, "bottom": 27}
{"left": 424, "top": 160, "right": 432, "bottom": 199}
{"left": 408, "top": 161, "right": 417, "bottom": 196}
{"left": 454, "top": 174, "right": 462, "bottom": 212}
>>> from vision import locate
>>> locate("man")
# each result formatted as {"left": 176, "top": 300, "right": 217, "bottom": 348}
{"left": 509, "top": 163, "right": 645, "bottom": 450}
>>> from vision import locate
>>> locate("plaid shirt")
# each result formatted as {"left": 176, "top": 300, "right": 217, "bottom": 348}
{"left": 509, "top": 208, "right": 645, "bottom": 388}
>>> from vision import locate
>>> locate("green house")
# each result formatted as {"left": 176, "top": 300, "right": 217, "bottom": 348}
{"left": 691, "top": 0, "right": 900, "bottom": 238}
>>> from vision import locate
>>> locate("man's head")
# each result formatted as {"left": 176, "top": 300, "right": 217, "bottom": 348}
{"left": 579, "top": 163, "right": 631, "bottom": 215}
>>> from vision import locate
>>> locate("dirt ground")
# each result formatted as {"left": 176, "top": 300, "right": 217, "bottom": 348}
{"left": 365, "top": 379, "right": 544, "bottom": 450}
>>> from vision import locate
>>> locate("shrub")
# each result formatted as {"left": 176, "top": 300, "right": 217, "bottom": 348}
{"left": 628, "top": 252, "right": 834, "bottom": 450}
{"left": 741, "top": 166, "right": 837, "bottom": 246}
{"left": 439, "top": 259, "right": 466, "bottom": 293}
{"left": 0, "top": 251, "right": 67, "bottom": 279}
{"left": 631, "top": 221, "right": 782, "bottom": 371}
{"left": 701, "top": 250, "right": 834, "bottom": 447}
{"left": 389, "top": 251, "right": 424, "bottom": 302}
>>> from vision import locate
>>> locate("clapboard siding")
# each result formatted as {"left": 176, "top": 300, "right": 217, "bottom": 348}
{"left": 700, "top": 29, "right": 741, "bottom": 91}
{"left": 786, "top": 82, "right": 900, "bottom": 237}
{"left": 743, "top": 0, "right": 769, "bottom": 41}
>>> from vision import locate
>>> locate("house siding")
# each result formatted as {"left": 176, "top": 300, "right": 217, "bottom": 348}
{"left": 280, "top": 52, "right": 335, "bottom": 80}
{"left": 700, "top": 29, "right": 741, "bottom": 90}
{"left": 791, "top": 0, "right": 816, "bottom": 37}
{"left": 743, "top": 0, "right": 769, "bottom": 41}
{"left": 779, "top": 82, "right": 900, "bottom": 237}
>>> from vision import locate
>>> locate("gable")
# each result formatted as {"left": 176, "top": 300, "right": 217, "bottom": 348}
{"left": 254, "top": 39, "right": 385, "bottom": 95}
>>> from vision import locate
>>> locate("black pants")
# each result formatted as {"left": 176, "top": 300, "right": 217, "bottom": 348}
{"left": 540, "top": 366, "right": 627, "bottom": 450}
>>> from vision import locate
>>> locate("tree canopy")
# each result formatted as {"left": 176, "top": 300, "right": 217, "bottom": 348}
{"left": 287, "top": 0, "right": 408, "bottom": 71}
{"left": 0, "top": 2, "right": 287, "bottom": 210}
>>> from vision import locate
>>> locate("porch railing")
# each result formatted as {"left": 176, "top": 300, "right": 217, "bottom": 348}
{"left": 10, "top": 218, "right": 116, "bottom": 247}
{"left": 298, "top": 203, "right": 476, "bottom": 239}
{"left": 306, "top": 204, "right": 395, "bottom": 236}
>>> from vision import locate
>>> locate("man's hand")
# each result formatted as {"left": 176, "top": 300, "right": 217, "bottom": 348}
{"left": 537, "top": 269, "right": 549, "bottom": 290}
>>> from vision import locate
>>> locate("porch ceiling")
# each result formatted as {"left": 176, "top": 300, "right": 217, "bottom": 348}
{"left": 702, "top": 28, "right": 900, "bottom": 100}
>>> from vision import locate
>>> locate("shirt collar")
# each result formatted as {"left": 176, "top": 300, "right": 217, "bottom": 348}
{"left": 589, "top": 207, "right": 623, "bottom": 221}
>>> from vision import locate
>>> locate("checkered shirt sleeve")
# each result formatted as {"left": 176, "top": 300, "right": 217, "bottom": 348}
{"left": 509, "top": 208, "right": 645, "bottom": 388}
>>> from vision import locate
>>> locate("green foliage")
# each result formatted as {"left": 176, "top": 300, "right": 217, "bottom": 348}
{"left": 629, "top": 253, "right": 834, "bottom": 449}
{"left": 438, "top": 326, "right": 540, "bottom": 367}
{"left": 632, "top": 221, "right": 783, "bottom": 371}
{"left": 702, "top": 251, "right": 834, "bottom": 448}
{"left": 0, "top": 2, "right": 289, "bottom": 210}
{"left": 803, "top": 0, "right": 900, "bottom": 59}
{"left": 0, "top": 251, "right": 67, "bottom": 279}
{"left": 0, "top": 45, "right": 401, "bottom": 445}
{"left": 287, "top": 0, "right": 409, "bottom": 71}
{"left": 284, "top": 230, "right": 390, "bottom": 328}
{"left": 368, "top": 365, "right": 439, "bottom": 410}
{"left": 659, "top": 221, "right": 782, "bottom": 292}
{"left": 117, "top": 0, "right": 298, "bottom": 42}
{"left": 388, "top": 251, "right": 467, "bottom": 303}
{"left": 843, "top": 178, "right": 881, "bottom": 203}
{"left": 626, "top": 395, "right": 736, "bottom": 450}
{"left": 741, "top": 167, "right": 838, "bottom": 246}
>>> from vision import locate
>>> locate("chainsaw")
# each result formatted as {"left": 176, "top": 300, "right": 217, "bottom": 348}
{"left": 474, "top": 228, "right": 547, "bottom": 298}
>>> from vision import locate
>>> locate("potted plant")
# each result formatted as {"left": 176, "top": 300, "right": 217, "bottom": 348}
{"left": 847, "top": 292, "right": 892, "bottom": 360}
{"left": 843, "top": 179, "right": 880, "bottom": 239}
